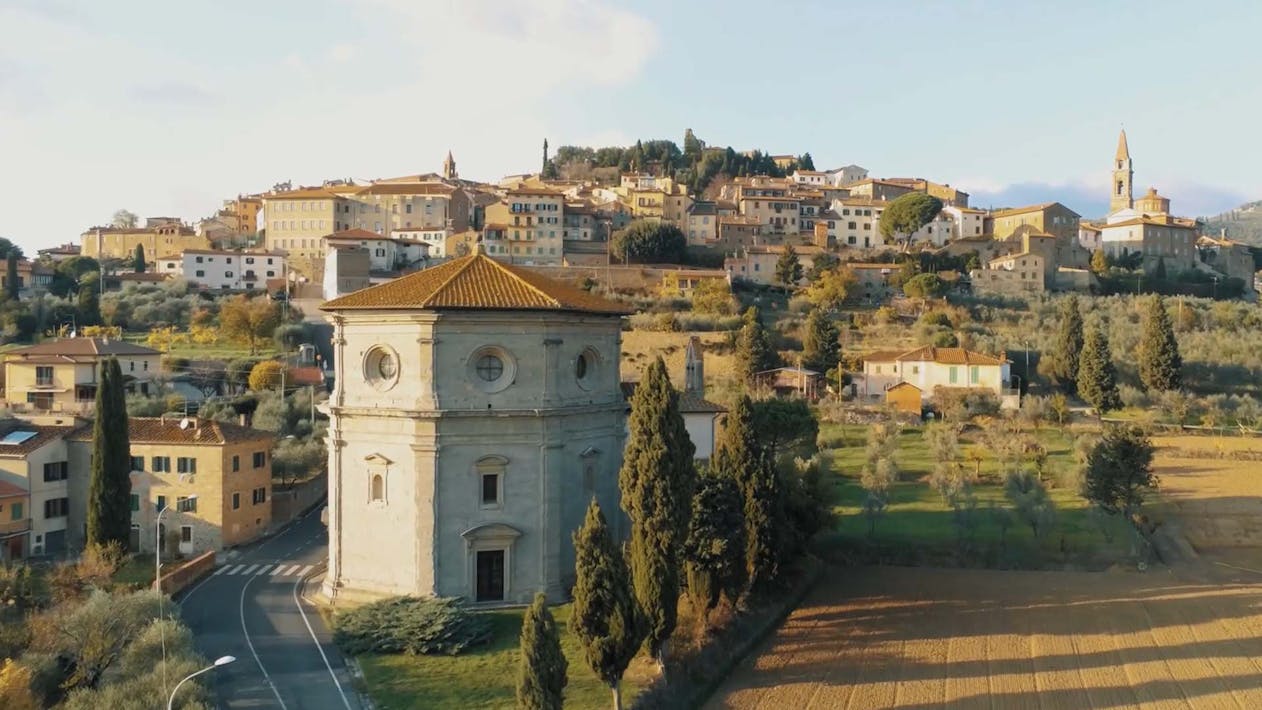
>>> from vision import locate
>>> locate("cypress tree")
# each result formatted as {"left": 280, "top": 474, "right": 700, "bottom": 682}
{"left": 571, "top": 500, "right": 644, "bottom": 710}
{"left": 618, "top": 357, "right": 694, "bottom": 667}
{"left": 1077, "top": 321, "right": 1121, "bottom": 412}
{"left": 4, "top": 253, "right": 18, "bottom": 301}
{"left": 801, "top": 307, "right": 841, "bottom": 375}
{"left": 133, "top": 244, "right": 146, "bottom": 273}
{"left": 517, "top": 592, "right": 567, "bottom": 710}
{"left": 683, "top": 466, "right": 745, "bottom": 626}
{"left": 77, "top": 276, "right": 101, "bottom": 326}
{"left": 86, "top": 359, "right": 132, "bottom": 549}
{"left": 712, "top": 396, "right": 783, "bottom": 593}
{"left": 1049, "top": 295, "right": 1084, "bottom": 393}
{"left": 1137, "top": 295, "right": 1182, "bottom": 392}
{"left": 774, "top": 244, "right": 802, "bottom": 292}
{"left": 735, "top": 307, "right": 776, "bottom": 386}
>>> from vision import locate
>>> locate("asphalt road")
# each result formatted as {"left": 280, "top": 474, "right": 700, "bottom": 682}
{"left": 178, "top": 509, "right": 361, "bottom": 709}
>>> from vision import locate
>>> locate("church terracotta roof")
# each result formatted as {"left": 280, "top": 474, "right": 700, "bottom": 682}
{"left": 322, "top": 253, "right": 634, "bottom": 314}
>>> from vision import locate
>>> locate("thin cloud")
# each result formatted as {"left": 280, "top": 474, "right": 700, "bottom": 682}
{"left": 127, "top": 81, "right": 216, "bottom": 107}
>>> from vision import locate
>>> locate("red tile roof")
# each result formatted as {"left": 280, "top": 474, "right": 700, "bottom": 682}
{"left": 69, "top": 417, "right": 273, "bottom": 445}
{"left": 322, "top": 254, "right": 633, "bottom": 315}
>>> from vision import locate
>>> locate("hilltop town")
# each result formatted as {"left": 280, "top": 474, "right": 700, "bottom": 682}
{"left": 0, "top": 127, "right": 1260, "bottom": 710}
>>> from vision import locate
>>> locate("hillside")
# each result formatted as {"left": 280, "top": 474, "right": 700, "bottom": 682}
{"left": 1203, "top": 199, "right": 1262, "bottom": 245}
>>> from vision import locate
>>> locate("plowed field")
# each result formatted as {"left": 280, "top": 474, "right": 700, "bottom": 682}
{"left": 707, "top": 567, "right": 1262, "bottom": 709}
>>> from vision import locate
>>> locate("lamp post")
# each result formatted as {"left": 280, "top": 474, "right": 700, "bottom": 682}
{"left": 168, "top": 656, "right": 236, "bottom": 710}
{"left": 155, "top": 494, "right": 198, "bottom": 700}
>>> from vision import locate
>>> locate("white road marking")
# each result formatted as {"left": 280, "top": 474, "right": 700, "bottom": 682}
{"left": 281, "top": 565, "right": 301, "bottom": 576}
{"left": 241, "top": 564, "right": 260, "bottom": 576}
{"left": 213, "top": 565, "right": 231, "bottom": 576}
{"left": 240, "top": 571, "right": 289, "bottom": 709}
{"left": 1215, "top": 560, "right": 1262, "bottom": 576}
{"left": 223, "top": 564, "right": 245, "bottom": 576}
{"left": 297, "top": 565, "right": 314, "bottom": 577}
{"left": 293, "top": 568, "right": 353, "bottom": 709}
{"left": 255, "top": 565, "right": 273, "bottom": 575}
{"left": 270, "top": 565, "right": 288, "bottom": 575}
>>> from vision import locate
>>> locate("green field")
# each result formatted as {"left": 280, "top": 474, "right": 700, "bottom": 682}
{"left": 818, "top": 423, "right": 1134, "bottom": 568}
{"left": 355, "top": 604, "right": 653, "bottom": 710}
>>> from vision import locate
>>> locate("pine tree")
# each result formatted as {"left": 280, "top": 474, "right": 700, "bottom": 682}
{"left": 801, "top": 307, "right": 841, "bottom": 375}
{"left": 735, "top": 307, "right": 777, "bottom": 386}
{"left": 517, "top": 592, "right": 568, "bottom": 710}
{"left": 619, "top": 357, "right": 694, "bottom": 667}
{"left": 571, "top": 500, "right": 644, "bottom": 710}
{"left": 1137, "top": 295, "right": 1182, "bottom": 392}
{"left": 1049, "top": 295, "right": 1084, "bottom": 393}
{"left": 775, "top": 244, "right": 802, "bottom": 292}
{"left": 712, "top": 396, "right": 783, "bottom": 593}
{"left": 1077, "top": 321, "right": 1121, "bottom": 412}
{"left": 4, "top": 253, "right": 17, "bottom": 301}
{"left": 683, "top": 467, "right": 745, "bottom": 627}
{"left": 86, "top": 359, "right": 132, "bottom": 549}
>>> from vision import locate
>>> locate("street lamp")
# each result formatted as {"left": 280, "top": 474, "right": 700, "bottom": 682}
{"left": 168, "top": 656, "right": 236, "bottom": 710}
{"left": 155, "top": 494, "right": 198, "bottom": 700}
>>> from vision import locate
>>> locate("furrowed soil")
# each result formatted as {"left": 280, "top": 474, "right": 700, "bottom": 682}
{"left": 706, "top": 566, "right": 1262, "bottom": 709}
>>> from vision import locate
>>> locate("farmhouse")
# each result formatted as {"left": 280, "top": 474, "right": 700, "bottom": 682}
{"left": 860, "top": 346, "right": 1015, "bottom": 407}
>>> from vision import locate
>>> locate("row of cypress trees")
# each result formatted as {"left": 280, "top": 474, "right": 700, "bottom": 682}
{"left": 518, "top": 356, "right": 796, "bottom": 709}
{"left": 1047, "top": 294, "right": 1182, "bottom": 412}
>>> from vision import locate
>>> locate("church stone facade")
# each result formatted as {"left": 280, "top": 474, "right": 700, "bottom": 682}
{"left": 320, "top": 254, "right": 631, "bottom": 603}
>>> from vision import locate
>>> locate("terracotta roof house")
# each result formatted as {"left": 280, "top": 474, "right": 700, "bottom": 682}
{"left": 3, "top": 338, "right": 163, "bottom": 414}
{"left": 860, "top": 346, "right": 1016, "bottom": 408}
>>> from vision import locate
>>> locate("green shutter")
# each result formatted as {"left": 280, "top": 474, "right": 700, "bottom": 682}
{"left": 970, "top": 366, "right": 979, "bottom": 384}
{"left": 130, "top": 494, "right": 140, "bottom": 512}
{"left": 949, "top": 366, "right": 958, "bottom": 384}
{"left": 10, "top": 502, "right": 21, "bottom": 521}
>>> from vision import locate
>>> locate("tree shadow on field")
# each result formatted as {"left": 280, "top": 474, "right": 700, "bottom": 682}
{"left": 707, "top": 565, "right": 1262, "bottom": 708}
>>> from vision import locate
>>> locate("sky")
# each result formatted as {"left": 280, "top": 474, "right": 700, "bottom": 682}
{"left": 3, "top": 0, "right": 1261, "bottom": 256}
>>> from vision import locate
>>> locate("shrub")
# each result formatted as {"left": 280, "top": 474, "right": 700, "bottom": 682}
{"left": 332, "top": 596, "right": 491, "bottom": 655}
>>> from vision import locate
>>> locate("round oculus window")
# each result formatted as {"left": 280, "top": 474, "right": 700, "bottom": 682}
{"left": 475, "top": 354, "right": 505, "bottom": 382}
{"left": 364, "top": 347, "right": 400, "bottom": 390}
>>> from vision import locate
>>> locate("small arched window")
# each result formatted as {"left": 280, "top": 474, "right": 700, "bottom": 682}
{"left": 370, "top": 474, "right": 384, "bottom": 502}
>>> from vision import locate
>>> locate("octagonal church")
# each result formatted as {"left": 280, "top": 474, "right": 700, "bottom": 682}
{"left": 320, "top": 253, "right": 633, "bottom": 603}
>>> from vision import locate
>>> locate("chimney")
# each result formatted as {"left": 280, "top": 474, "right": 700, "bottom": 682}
{"left": 239, "top": 412, "right": 251, "bottom": 428}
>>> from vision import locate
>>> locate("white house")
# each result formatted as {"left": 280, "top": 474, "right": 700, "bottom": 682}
{"left": 860, "top": 346, "right": 1015, "bottom": 407}
{"left": 155, "top": 249, "right": 286, "bottom": 291}
{"left": 790, "top": 170, "right": 829, "bottom": 186}
{"left": 621, "top": 336, "right": 724, "bottom": 462}
{"left": 827, "top": 165, "right": 869, "bottom": 187}
{"left": 943, "top": 205, "right": 987, "bottom": 239}
{"left": 392, "top": 226, "right": 452, "bottom": 258}
{"left": 325, "top": 229, "right": 431, "bottom": 273}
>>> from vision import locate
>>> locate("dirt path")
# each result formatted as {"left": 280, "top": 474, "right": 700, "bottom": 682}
{"left": 706, "top": 566, "right": 1262, "bottom": 710}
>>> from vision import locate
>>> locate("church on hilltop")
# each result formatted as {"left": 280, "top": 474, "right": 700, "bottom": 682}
{"left": 1097, "top": 129, "right": 1200, "bottom": 273}
{"left": 319, "top": 253, "right": 632, "bottom": 603}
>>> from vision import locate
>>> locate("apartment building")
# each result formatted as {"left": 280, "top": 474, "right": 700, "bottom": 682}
{"left": 686, "top": 202, "right": 719, "bottom": 245}
{"left": 3, "top": 338, "right": 162, "bottom": 414}
{"left": 987, "top": 202, "right": 1081, "bottom": 242}
{"left": 0, "top": 260, "right": 54, "bottom": 298}
{"left": 563, "top": 202, "right": 599, "bottom": 241}
{"left": 1100, "top": 215, "right": 1198, "bottom": 272}
{"left": 81, "top": 218, "right": 211, "bottom": 261}
{"left": 155, "top": 249, "right": 287, "bottom": 291}
{"left": 943, "top": 205, "right": 986, "bottom": 239}
{"left": 0, "top": 422, "right": 75, "bottom": 556}
{"left": 482, "top": 186, "right": 566, "bottom": 265}
{"left": 67, "top": 417, "right": 275, "bottom": 555}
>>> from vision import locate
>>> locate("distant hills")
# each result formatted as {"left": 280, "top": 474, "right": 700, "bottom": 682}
{"left": 1202, "top": 200, "right": 1262, "bottom": 245}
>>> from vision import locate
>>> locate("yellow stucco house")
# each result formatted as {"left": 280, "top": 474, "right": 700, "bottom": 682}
{"left": 3, "top": 338, "right": 163, "bottom": 414}
{"left": 861, "top": 346, "right": 1016, "bottom": 408}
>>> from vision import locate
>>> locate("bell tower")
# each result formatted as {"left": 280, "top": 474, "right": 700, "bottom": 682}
{"left": 1110, "top": 129, "right": 1133, "bottom": 214}
{"left": 442, "top": 150, "right": 457, "bottom": 180}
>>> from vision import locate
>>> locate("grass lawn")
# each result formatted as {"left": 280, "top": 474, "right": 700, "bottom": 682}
{"left": 120, "top": 332, "right": 278, "bottom": 361}
{"left": 113, "top": 554, "right": 157, "bottom": 590}
{"left": 818, "top": 423, "right": 1134, "bottom": 568}
{"left": 356, "top": 604, "right": 654, "bottom": 710}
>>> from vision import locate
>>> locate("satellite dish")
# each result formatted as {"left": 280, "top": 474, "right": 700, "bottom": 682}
{"left": 179, "top": 418, "right": 192, "bottom": 430}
